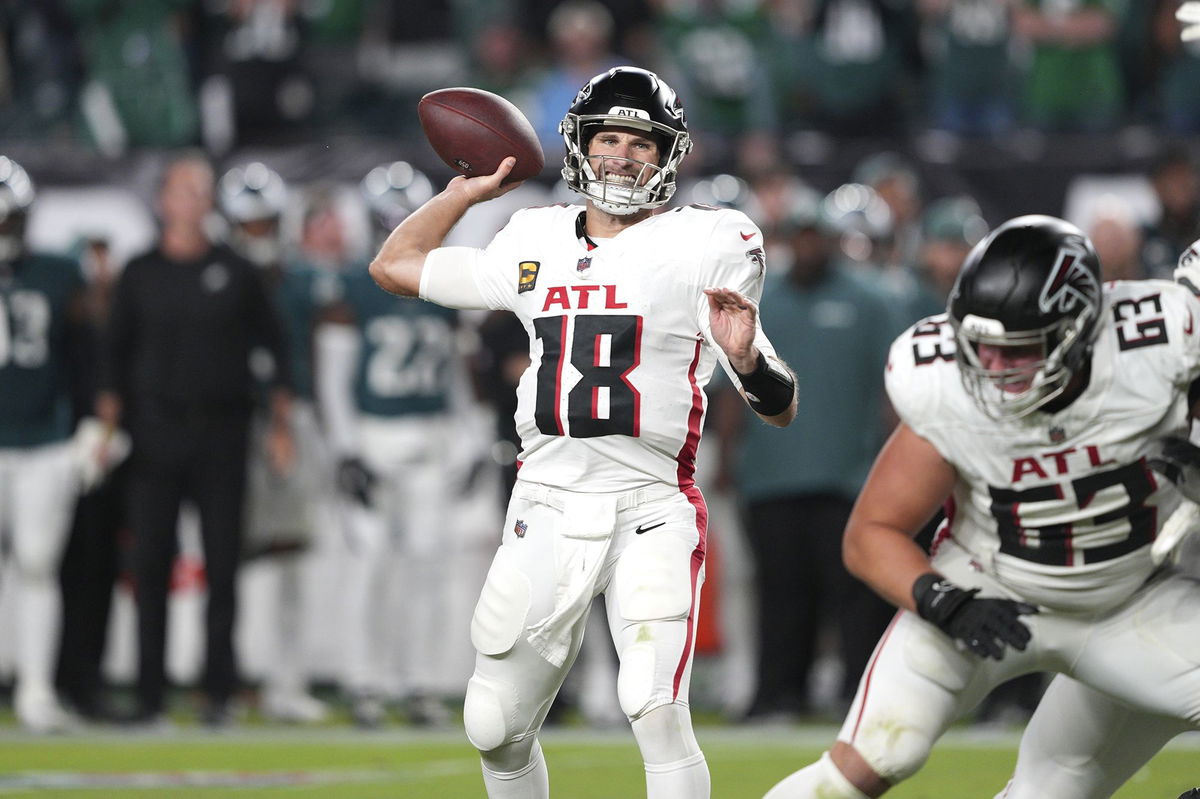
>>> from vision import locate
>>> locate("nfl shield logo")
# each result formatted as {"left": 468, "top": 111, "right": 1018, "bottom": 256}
{"left": 1049, "top": 426, "right": 1066, "bottom": 443}
{"left": 514, "top": 519, "right": 528, "bottom": 538}
{"left": 576, "top": 257, "right": 592, "bottom": 273}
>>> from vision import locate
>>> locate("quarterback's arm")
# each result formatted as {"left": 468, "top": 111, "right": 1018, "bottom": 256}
{"left": 705, "top": 287, "right": 796, "bottom": 426}
{"left": 369, "top": 157, "right": 520, "bottom": 298}
{"left": 843, "top": 422, "right": 957, "bottom": 612}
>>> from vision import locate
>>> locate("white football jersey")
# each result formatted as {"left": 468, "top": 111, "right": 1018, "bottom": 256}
{"left": 887, "top": 280, "right": 1200, "bottom": 612}
{"left": 454, "top": 203, "right": 778, "bottom": 492}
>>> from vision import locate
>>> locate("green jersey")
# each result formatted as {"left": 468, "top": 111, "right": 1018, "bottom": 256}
{"left": 276, "top": 261, "right": 341, "bottom": 400}
{"left": 0, "top": 253, "right": 84, "bottom": 447}
{"left": 340, "top": 264, "right": 459, "bottom": 418}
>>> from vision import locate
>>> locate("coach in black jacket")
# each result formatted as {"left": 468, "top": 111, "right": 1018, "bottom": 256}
{"left": 97, "top": 151, "right": 293, "bottom": 725}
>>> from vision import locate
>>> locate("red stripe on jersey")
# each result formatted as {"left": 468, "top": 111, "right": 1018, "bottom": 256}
{"left": 672, "top": 486, "right": 708, "bottom": 700}
{"left": 591, "top": 385, "right": 600, "bottom": 419}
{"left": 621, "top": 316, "right": 644, "bottom": 437}
{"left": 593, "top": 334, "right": 603, "bottom": 367}
{"left": 674, "top": 338, "right": 704, "bottom": 487}
{"left": 552, "top": 315, "right": 568, "bottom": 436}
{"left": 670, "top": 340, "right": 708, "bottom": 700}
{"left": 849, "top": 611, "right": 902, "bottom": 743}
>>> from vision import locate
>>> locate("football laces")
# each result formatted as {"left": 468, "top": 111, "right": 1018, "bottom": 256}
{"left": 1178, "top": 1, "right": 1200, "bottom": 42}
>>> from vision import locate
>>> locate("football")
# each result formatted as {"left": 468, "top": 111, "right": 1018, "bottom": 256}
{"left": 417, "top": 88, "right": 545, "bottom": 184}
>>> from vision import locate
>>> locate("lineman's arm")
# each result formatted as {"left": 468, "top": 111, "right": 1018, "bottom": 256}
{"left": 842, "top": 422, "right": 956, "bottom": 612}
{"left": 369, "top": 158, "right": 520, "bottom": 297}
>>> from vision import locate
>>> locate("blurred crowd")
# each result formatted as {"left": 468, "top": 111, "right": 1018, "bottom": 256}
{"left": 2, "top": 0, "right": 1200, "bottom": 736}
{"left": 4, "top": 1, "right": 1200, "bottom": 167}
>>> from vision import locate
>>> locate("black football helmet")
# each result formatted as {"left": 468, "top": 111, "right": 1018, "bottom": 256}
{"left": 559, "top": 66, "right": 692, "bottom": 215}
{"left": 948, "top": 215, "right": 1103, "bottom": 420}
{"left": 218, "top": 162, "right": 288, "bottom": 267}
{"left": 0, "top": 156, "right": 34, "bottom": 263}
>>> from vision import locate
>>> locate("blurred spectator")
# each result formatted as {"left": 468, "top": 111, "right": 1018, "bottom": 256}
{"left": 97, "top": 151, "right": 292, "bottom": 726}
{"left": 917, "top": 0, "right": 1015, "bottom": 137}
{"left": 518, "top": 0, "right": 654, "bottom": 63}
{"left": 1088, "top": 196, "right": 1146, "bottom": 281}
{"left": 718, "top": 187, "right": 897, "bottom": 720}
{"left": 852, "top": 151, "right": 923, "bottom": 270}
{"left": 198, "top": 0, "right": 315, "bottom": 152}
{"left": 295, "top": 0, "right": 368, "bottom": 132}
{"left": 217, "top": 162, "right": 332, "bottom": 724}
{"left": 67, "top": 0, "right": 199, "bottom": 156}
{"left": 468, "top": 20, "right": 538, "bottom": 104}
{"left": 0, "top": 156, "right": 89, "bottom": 732}
{"left": 1011, "top": 0, "right": 1124, "bottom": 133}
{"left": 1140, "top": 145, "right": 1200, "bottom": 278}
{"left": 654, "top": 0, "right": 779, "bottom": 170}
{"left": 744, "top": 164, "right": 818, "bottom": 263}
{"left": 0, "top": 1, "right": 79, "bottom": 141}
{"left": 316, "top": 161, "right": 458, "bottom": 727}
{"left": 355, "top": 0, "right": 467, "bottom": 135}
{"left": 914, "top": 194, "right": 988, "bottom": 300}
{"left": 770, "top": 0, "right": 922, "bottom": 138}
{"left": 820, "top": 181, "right": 942, "bottom": 326}
{"left": 526, "top": 0, "right": 623, "bottom": 153}
{"left": 1152, "top": 0, "right": 1200, "bottom": 133}
{"left": 56, "top": 234, "right": 127, "bottom": 723}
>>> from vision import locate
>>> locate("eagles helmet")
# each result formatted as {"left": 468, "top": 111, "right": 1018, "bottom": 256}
{"left": 948, "top": 215, "right": 1103, "bottom": 420}
{"left": 361, "top": 161, "right": 434, "bottom": 245}
{"left": 218, "top": 162, "right": 288, "bottom": 267}
{"left": 0, "top": 156, "right": 34, "bottom": 263}
{"left": 559, "top": 66, "right": 692, "bottom": 216}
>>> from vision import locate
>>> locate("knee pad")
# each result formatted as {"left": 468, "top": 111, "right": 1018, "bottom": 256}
{"left": 471, "top": 548, "right": 532, "bottom": 656}
{"left": 630, "top": 703, "right": 701, "bottom": 765}
{"left": 463, "top": 674, "right": 521, "bottom": 752}
{"left": 617, "top": 641, "right": 660, "bottom": 719}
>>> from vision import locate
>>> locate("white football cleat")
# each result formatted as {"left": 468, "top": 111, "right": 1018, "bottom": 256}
{"left": 262, "top": 690, "right": 329, "bottom": 724}
{"left": 16, "top": 690, "right": 80, "bottom": 734}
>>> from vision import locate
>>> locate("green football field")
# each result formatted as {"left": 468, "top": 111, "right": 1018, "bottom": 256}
{"left": 0, "top": 726, "right": 1195, "bottom": 798}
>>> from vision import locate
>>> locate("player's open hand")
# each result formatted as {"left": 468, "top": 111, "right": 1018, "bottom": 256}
{"left": 705, "top": 287, "right": 758, "bottom": 370}
{"left": 446, "top": 157, "right": 523, "bottom": 205}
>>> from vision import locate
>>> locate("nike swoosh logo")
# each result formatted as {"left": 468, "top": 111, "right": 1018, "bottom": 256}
{"left": 740, "top": 231, "right": 755, "bottom": 241}
{"left": 635, "top": 522, "right": 665, "bottom": 535}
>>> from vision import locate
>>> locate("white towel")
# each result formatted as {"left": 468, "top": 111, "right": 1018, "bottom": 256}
{"left": 525, "top": 494, "right": 618, "bottom": 667}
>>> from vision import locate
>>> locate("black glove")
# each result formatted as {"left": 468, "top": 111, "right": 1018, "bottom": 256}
{"left": 912, "top": 573, "right": 1038, "bottom": 660}
{"left": 1177, "top": 789, "right": 1200, "bottom": 799}
{"left": 1148, "top": 436, "right": 1200, "bottom": 503}
{"left": 336, "top": 456, "right": 377, "bottom": 507}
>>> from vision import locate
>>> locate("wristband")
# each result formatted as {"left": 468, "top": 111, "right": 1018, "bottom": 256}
{"left": 734, "top": 351, "right": 795, "bottom": 416}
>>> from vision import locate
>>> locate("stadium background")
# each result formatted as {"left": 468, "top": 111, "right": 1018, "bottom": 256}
{"left": 1, "top": 1, "right": 1200, "bottom": 796}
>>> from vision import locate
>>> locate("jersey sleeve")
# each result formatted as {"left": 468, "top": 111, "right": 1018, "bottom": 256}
{"left": 1157, "top": 281, "right": 1200, "bottom": 387}
{"left": 694, "top": 209, "right": 781, "bottom": 381}
{"left": 472, "top": 208, "right": 538, "bottom": 312}
{"left": 885, "top": 314, "right": 955, "bottom": 444}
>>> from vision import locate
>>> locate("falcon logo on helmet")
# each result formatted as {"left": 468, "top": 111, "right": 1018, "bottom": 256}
{"left": 1039, "top": 245, "right": 1100, "bottom": 315}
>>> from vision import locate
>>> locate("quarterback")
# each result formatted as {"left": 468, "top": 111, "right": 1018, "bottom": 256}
{"left": 371, "top": 66, "right": 796, "bottom": 798}
{"left": 765, "top": 216, "right": 1200, "bottom": 799}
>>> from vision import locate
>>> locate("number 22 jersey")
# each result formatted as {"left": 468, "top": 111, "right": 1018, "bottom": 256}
{"left": 443, "top": 203, "right": 779, "bottom": 493}
{"left": 887, "top": 280, "right": 1200, "bottom": 612}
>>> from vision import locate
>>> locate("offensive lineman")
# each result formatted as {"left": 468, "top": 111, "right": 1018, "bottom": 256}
{"left": 369, "top": 66, "right": 797, "bottom": 798}
{"left": 764, "top": 215, "right": 1200, "bottom": 799}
